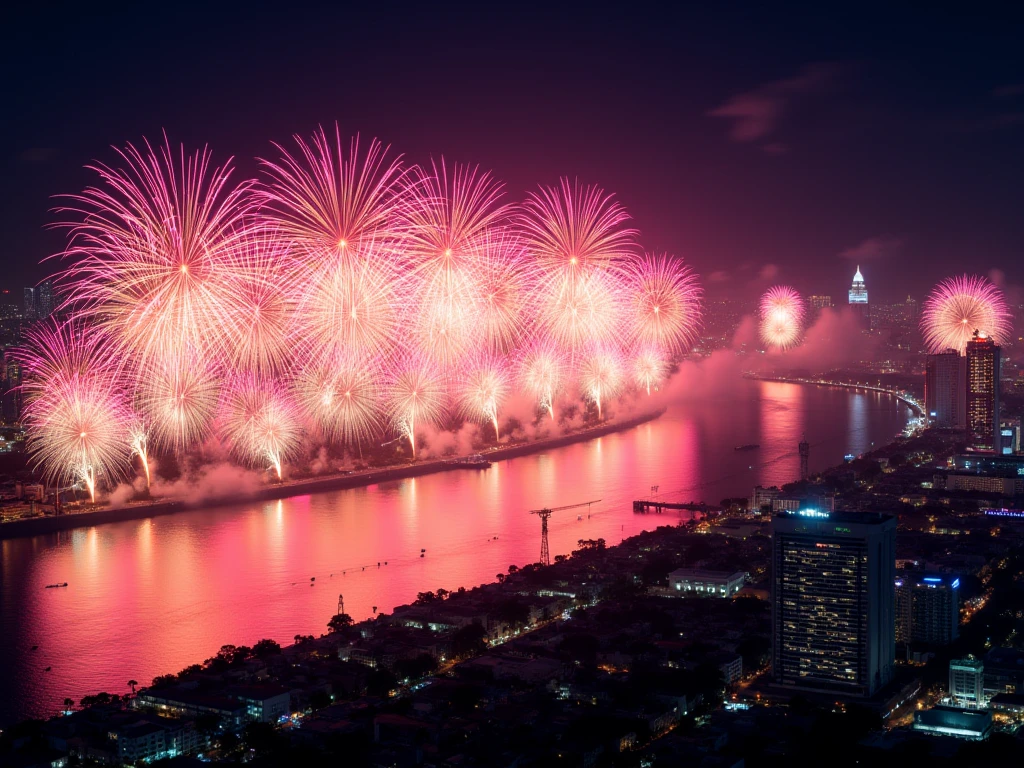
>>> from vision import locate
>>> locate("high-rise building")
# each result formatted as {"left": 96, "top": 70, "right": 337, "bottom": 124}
{"left": 925, "top": 350, "right": 967, "bottom": 429}
{"left": 23, "top": 287, "right": 37, "bottom": 322}
{"left": 772, "top": 509, "right": 896, "bottom": 698}
{"left": 1000, "top": 418, "right": 1020, "bottom": 456}
{"left": 895, "top": 573, "right": 960, "bottom": 645}
{"left": 949, "top": 657, "right": 986, "bottom": 709}
{"left": 807, "top": 295, "right": 832, "bottom": 325}
{"left": 847, "top": 266, "right": 869, "bottom": 329}
{"left": 37, "top": 279, "right": 54, "bottom": 319}
{"left": 966, "top": 331, "right": 1001, "bottom": 453}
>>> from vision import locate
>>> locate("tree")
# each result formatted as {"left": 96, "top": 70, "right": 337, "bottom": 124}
{"left": 151, "top": 675, "right": 177, "bottom": 689}
{"left": 328, "top": 613, "right": 354, "bottom": 633}
{"left": 395, "top": 653, "right": 438, "bottom": 681}
{"left": 127, "top": 680, "right": 138, "bottom": 696}
{"left": 242, "top": 722, "right": 281, "bottom": 758}
{"left": 493, "top": 598, "right": 531, "bottom": 631}
{"left": 63, "top": 698, "right": 74, "bottom": 712}
{"left": 308, "top": 690, "right": 332, "bottom": 712}
{"left": 253, "top": 638, "right": 282, "bottom": 657}
{"left": 450, "top": 622, "right": 488, "bottom": 659}
{"left": 508, "top": 564, "right": 519, "bottom": 575}
{"left": 495, "top": 573, "right": 505, "bottom": 584}
{"left": 415, "top": 590, "right": 438, "bottom": 605}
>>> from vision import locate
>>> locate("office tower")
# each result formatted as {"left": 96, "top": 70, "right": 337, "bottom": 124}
{"left": 847, "top": 266, "right": 869, "bottom": 329}
{"left": 772, "top": 509, "right": 896, "bottom": 698}
{"left": 966, "top": 331, "right": 1001, "bottom": 452}
{"left": 925, "top": 350, "right": 967, "bottom": 429}
{"left": 949, "top": 657, "right": 986, "bottom": 708}
{"left": 807, "top": 295, "right": 832, "bottom": 325}
{"left": 895, "top": 573, "right": 960, "bottom": 645}
{"left": 37, "top": 279, "right": 54, "bottom": 319}
{"left": 23, "top": 287, "right": 37, "bottom": 322}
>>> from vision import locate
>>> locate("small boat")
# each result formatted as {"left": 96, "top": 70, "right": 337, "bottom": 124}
{"left": 44, "top": 583, "right": 68, "bottom": 589}
{"left": 444, "top": 454, "right": 492, "bottom": 469}
{"left": 734, "top": 444, "right": 760, "bottom": 451}
{"left": 45, "top": 667, "right": 51, "bottom": 672}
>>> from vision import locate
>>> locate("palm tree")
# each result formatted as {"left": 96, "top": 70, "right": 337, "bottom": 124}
{"left": 63, "top": 698, "right": 74, "bottom": 712}
{"left": 127, "top": 679, "right": 138, "bottom": 696}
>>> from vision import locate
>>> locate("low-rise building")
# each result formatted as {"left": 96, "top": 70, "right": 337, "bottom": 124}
{"left": 912, "top": 706, "right": 992, "bottom": 741}
{"left": 668, "top": 569, "right": 745, "bottom": 598}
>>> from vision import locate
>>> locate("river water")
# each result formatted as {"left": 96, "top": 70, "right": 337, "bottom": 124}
{"left": 0, "top": 380, "right": 910, "bottom": 724}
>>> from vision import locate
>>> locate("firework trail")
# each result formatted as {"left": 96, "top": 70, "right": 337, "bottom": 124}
{"left": 386, "top": 354, "right": 447, "bottom": 458}
{"left": 759, "top": 285, "right": 805, "bottom": 351}
{"left": 136, "top": 351, "right": 220, "bottom": 453}
{"left": 628, "top": 253, "right": 702, "bottom": 356}
{"left": 921, "top": 274, "right": 1013, "bottom": 354}
{"left": 517, "top": 339, "right": 567, "bottom": 421}
{"left": 579, "top": 346, "right": 625, "bottom": 419}
{"left": 221, "top": 375, "right": 302, "bottom": 480}
{"left": 631, "top": 348, "right": 669, "bottom": 396}
{"left": 19, "top": 321, "right": 130, "bottom": 501}
{"left": 457, "top": 354, "right": 511, "bottom": 440}
{"left": 127, "top": 416, "right": 151, "bottom": 487}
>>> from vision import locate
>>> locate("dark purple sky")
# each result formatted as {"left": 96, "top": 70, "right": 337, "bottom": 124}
{"left": 2, "top": 3, "right": 1022, "bottom": 304}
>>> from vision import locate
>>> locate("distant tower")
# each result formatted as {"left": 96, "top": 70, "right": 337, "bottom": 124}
{"left": 337, "top": 594, "right": 345, "bottom": 615}
{"left": 848, "top": 266, "right": 869, "bottom": 329}
{"left": 533, "top": 508, "right": 552, "bottom": 566}
{"left": 799, "top": 438, "right": 810, "bottom": 481}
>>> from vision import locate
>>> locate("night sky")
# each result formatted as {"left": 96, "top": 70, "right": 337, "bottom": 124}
{"left": 2, "top": 3, "right": 1022, "bottom": 303}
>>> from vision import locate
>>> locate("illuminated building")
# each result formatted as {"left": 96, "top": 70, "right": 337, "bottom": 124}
{"left": 751, "top": 485, "right": 780, "bottom": 513}
{"left": 771, "top": 510, "right": 896, "bottom": 697}
{"left": 847, "top": 266, "right": 869, "bottom": 329}
{"left": 807, "top": 295, "right": 832, "bottom": 324}
{"left": 37, "top": 279, "right": 54, "bottom": 320}
{"left": 912, "top": 706, "right": 992, "bottom": 740}
{"left": 925, "top": 350, "right": 966, "bottom": 429}
{"left": 952, "top": 453, "right": 1024, "bottom": 475}
{"left": 22, "top": 286, "right": 37, "bottom": 321}
{"left": 1000, "top": 417, "right": 1020, "bottom": 455}
{"left": 949, "top": 657, "right": 986, "bottom": 708}
{"left": 668, "top": 568, "right": 745, "bottom": 598}
{"left": 965, "top": 331, "right": 1001, "bottom": 452}
{"left": 894, "top": 573, "right": 959, "bottom": 645}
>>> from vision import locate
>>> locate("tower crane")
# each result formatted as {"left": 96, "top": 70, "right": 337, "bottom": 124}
{"left": 529, "top": 499, "right": 601, "bottom": 566}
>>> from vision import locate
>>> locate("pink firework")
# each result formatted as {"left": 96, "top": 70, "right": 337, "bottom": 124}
{"left": 457, "top": 355, "right": 511, "bottom": 441}
{"left": 759, "top": 285, "right": 805, "bottom": 351}
{"left": 19, "top": 321, "right": 130, "bottom": 502}
{"left": 631, "top": 347, "right": 669, "bottom": 396}
{"left": 517, "top": 339, "right": 568, "bottom": 420}
{"left": 136, "top": 351, "right": 220, "bottom": 453}
{"left": 385, "top": 354, "right": 447, "bottom": 458}
{"left": 221, "top": 374, "right": 302, "bottom": 480}
{"left": 57, "top": 137, "right": 252, "bottom": 370}
{"left": 579, "top": 346, "right": 625, "bottom": 419}
{"left": 520, "top": 178, "right": 638, "bottom": 274}
{"left": 921, "top": 274, "right": 1013, "bottom": 354}
{"left": 292, "top": 353, "right": 381, "bottom": 448}
{"left": 628, "top": 253, "right": 702, "bottom": 356}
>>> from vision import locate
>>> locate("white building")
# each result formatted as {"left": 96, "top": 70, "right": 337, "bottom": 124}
{"left": 668, "top": 569, "right": 745, "bottom": 598}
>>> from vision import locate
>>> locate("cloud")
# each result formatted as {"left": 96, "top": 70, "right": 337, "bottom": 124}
{"left": 838, "top": 235, "right": 904, "bottom": 262}
{"left": 707, "top": 270, "right": 731, "bottom": 283}
{"left": 758, "top": 264, "right": 779, "bottom": 281}
{"left": 707, "top": 62, "right": 840, "bottom": 146}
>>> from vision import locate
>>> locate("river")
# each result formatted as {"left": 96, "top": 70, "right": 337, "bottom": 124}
{"left": 0, "top": 379, "right": 911, "bottom": 724}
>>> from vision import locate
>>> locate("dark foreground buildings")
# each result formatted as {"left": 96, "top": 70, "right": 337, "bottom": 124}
{"left": 772, "top": 510, "right": 896, "bottom": 698}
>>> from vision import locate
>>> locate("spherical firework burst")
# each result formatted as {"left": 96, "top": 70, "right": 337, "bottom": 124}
{"left": 631, "top": 348, "right": 669, "bottom": 396}
{"left": 518, "top": 339, "right": 568, "bottom": 421}
{"left": 534, "top": 267, "right": 625, "bottom": 365}
{"left": 921, "top": 274, "right": 1013, "bottom": 354}
{"left": 629, "top": 253, "right": 702, "bottom": 356}
{"left": 57, "top": 137, "right": 252, "bottom": 369}
{"left": 137, "top": 353, "right": 220, "bottom": 453}
{"left": 221, "top": 375, "right": 302, "bottom": 480}
{"left": 579, "top": 346, "right": 625, "bottom": 419}
{"left": 457, "top": 355, "right": 511, "bottom": 440}
{"left": 386, "top": 355, "right": 447, "bottom": 458}
{"left": 759, "top": 285, "right": 805, "bottom": 351}
{"left": 19, "top": 321, "right": 130, "bottom": 502}
{"left": 292, "top": 354, "right": 381, "bottom": 448}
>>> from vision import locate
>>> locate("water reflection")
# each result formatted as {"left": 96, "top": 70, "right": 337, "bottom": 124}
{"left": 0, "top": 380, "right": 909, "bottom": 724}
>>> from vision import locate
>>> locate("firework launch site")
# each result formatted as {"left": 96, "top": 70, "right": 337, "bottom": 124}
{"left": 0, "top": 407, "right": 665, "bottom": 540}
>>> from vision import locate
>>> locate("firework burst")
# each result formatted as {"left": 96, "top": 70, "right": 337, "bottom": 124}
{"left": 221, "top": 375, "right": 302, "bottom": 480}
{"left": 386, "top": 355, "right": 447, "bottom": 458}
{"left": 579, "top": 346, "right": 625, "bottom": 419}
{"left": 457, "top": 355, "right": 511, "bottom": 440}
{"left": 518, "top": 339, "right": 567, "bottom": 420}
{"left": 293, "top": 354, "right": 381, "bottom": 448}
{"left": 759, "top": 285, "right": 805, "bottom": 351}
{"left": 629, "top": 253, "right": 702, "bottom": 356}
{"left": 19, "top": 321, "right": 130, "bottom": 501}
{"left": 921, "top": 274, "right": 1013, "bottom": 354}
{"left": 631, "top": 348, "right": 669, "bottom": 395}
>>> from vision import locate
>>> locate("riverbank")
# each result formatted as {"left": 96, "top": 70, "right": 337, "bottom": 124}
{"left": 0, "top": 408, "right": 665, "bottom": 540}
{"left": 745, "top": 372, "right": 925, "bottom": 417}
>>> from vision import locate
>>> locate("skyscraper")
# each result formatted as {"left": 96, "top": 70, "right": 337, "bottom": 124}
{"left": 966, "top": 331, "right": 1001, "bottom": 453}
{"left": 37, "top": 279, "right": 54, "bottom": 320}
{"left": 22, "top": 287, "right": 37, "bottom": 322}
{"left": 848, "top": 266, "right": 869, "bottom": 329}
{"left": 895, "top": 573, "right": 960, "bottom": 645}
{"left": 772, "top": 509, "right": 896, "bottom": 698}
{"left": 925, "top": 350, "right": 966, "bottom": 429}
